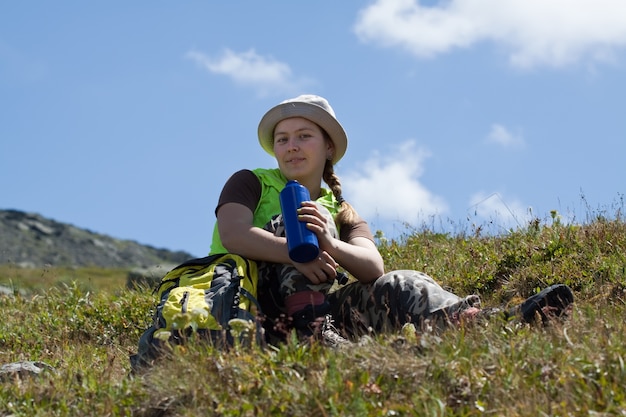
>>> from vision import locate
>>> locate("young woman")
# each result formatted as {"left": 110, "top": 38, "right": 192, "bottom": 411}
{"left": 210, "top": 94, "right": 384, "bottom": 343}
{"left": 208, "top": 94, "right": 574, "bottom": 345}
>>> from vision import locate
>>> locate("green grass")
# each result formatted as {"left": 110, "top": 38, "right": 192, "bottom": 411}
{"left": 0, "top": 264, "right": 128, "bottom": 293}
{"left": 1, "top": 205, "right": 626, "bottom": 416}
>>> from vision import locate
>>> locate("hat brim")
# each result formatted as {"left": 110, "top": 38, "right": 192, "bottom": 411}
{"left": 258, "top": 101, "right": 347, "bottom": 164}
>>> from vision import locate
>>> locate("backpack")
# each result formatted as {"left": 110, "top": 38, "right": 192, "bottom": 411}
{"left": 130, "top": 253, "right": 264, "bottom": 370}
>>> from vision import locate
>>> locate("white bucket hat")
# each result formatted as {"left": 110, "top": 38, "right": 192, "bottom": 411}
{"left": 257, "top": 94, "right": 348, "bottom": 164}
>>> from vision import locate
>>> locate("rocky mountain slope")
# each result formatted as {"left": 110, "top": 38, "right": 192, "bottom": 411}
{"left": 0, "top": 209, "right": 193, "bottom": 268}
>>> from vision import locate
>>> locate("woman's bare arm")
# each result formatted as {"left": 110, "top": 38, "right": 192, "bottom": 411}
{"left": 217, "top": 202, "right": 291, "bottom": 264}
{"left": 324, "top": 236, "right": 384, "bottom": 284}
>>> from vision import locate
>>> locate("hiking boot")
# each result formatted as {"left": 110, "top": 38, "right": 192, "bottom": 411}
{"left": 292, "top": 305, "right": 351, "bottom": 348}
{"left": 318, "top": 315, "right": 352, "bottom": 348}
{"left": 513, "top": 284, "right": 574, "bottom": 324}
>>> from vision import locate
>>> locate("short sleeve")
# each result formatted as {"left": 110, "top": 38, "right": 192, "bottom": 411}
{"left": 339, "top": 217, "right": 375, "bottom": 243}
{"left": 214, "top": 170, "right": 262, "bottom": 216}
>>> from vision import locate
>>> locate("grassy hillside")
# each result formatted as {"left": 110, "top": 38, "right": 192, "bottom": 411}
{"left": 0, "top": 208, "right": 625, "bottom": 416}
{"left": 0, "top": 264, "right": 129, "bottom": 293}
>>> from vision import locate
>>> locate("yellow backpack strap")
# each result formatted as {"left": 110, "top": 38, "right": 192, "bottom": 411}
{"left": 154, "top": 253, "right": 226, "bottom": 298}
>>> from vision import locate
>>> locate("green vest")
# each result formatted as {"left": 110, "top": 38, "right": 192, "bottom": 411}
{"left": 209, "top": 168, "right": 340, "bottom": 255}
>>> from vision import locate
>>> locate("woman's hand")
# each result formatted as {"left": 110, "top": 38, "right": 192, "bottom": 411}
{"left": 296, "top": 201, "right": 336, "bottom": 252}
{"left": 293, "top": 250, "right": 338, "bottom": 285}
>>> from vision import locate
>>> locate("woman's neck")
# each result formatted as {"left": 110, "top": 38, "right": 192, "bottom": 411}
{"left": 294, "top": 179, "right": 321, "bottom": 200}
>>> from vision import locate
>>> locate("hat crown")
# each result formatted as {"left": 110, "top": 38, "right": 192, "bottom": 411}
{"left": 281, "top": 95, "right": 337, "bottom": 118}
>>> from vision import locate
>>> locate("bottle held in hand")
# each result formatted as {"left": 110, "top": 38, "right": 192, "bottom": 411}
{"left": 280, "top": 180, "right": 320, "bottom": 263}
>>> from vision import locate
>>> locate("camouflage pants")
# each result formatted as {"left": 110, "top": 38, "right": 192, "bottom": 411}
{"left": 327, "top": 270, "right": 481, "bottom": 337}
{"left": 258, "top": 210, "right": 481, "bottom": 338}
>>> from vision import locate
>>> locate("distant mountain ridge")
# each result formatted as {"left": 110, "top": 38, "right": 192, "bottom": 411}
{"left": 0, "top": 209, "right": 193, "bottom": 268}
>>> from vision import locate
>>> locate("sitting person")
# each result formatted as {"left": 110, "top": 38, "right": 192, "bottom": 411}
{"left": 207, "top": 94, "right": 574, "bottom": 345}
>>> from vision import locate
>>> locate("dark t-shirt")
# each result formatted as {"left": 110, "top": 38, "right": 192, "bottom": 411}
{"left": 216, "top": 169, "right": 375, "bottom": 243}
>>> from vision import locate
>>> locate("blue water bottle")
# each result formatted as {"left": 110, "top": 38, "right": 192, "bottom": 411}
{"left": 280, "top": 180, "right": 320, "bottom": 263}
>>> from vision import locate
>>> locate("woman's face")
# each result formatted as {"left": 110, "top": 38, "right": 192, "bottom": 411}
{"left": 273, "top": 117, "right": 333, "bottom": 184}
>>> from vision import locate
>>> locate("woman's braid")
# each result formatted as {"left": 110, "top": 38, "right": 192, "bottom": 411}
{"left": 323, "top": 160, "right": 359, "bottom": 226}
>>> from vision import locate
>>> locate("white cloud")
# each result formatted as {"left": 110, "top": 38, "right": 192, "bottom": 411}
{"left": 342, "top": 140, "right": 448, "bottom": 225}
{"left": 354, "top": 0, "right": 626, "bottom": 68}
{"left": 485, "top": 123, "right": 525, "bottom": 148}
{"left": 185, "top": 48, "right": 312, "bottom": 97}
{"left": 468, "top": 191, "right": 532, "bottom": 230}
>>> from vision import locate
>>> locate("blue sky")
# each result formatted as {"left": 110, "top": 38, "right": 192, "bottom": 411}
{"left": 2, "top": 1, "right": 625, "bottom": 258}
